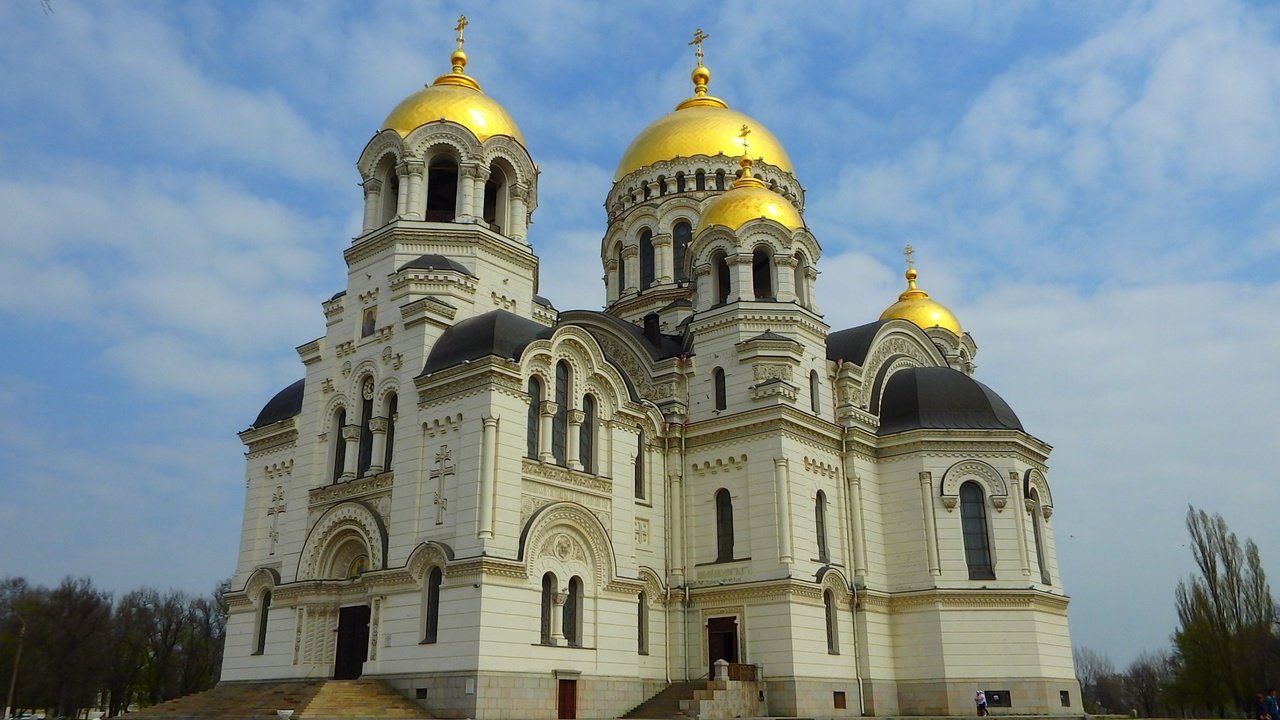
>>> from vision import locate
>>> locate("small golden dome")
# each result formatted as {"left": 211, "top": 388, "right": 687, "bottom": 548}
{"left": 613, "top": 64, "right": 793, "bottom": 182}
{"left": 879, "top": 267, "right": 962, "bottom": 335}
{"left": 381, "top": 26, "right": 524, "bottom": 143}
{"left": 696, "top": 156, "right": 804, "bottom": 234}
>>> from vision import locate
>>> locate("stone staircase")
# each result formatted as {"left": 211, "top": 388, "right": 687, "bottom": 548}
{"left": 126, "top": 679, "right": 433, "bottom": 720}
{"left": 622, "top": 681, "right": 704, "bottom": 718}
{"left": 622, "top": 677, "right": 766, "bottom": 720}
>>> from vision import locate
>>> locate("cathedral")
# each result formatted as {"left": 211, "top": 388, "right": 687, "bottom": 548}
{"left": 222, "top": 21, "right": 1079, "bottom": 720}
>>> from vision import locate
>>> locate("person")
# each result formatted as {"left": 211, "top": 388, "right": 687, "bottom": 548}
{"left": 1255, "top": 693, "right": 1268, "bottom": 720}
{"left": 1264, "top": 688, "right": 1279, "bottom": 720}
{"left": 975, "top": 690, "right": 988, "bottom": 716}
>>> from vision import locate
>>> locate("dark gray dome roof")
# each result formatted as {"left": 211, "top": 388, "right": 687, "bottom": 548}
{"left": 827, "top": 320, "right": 890, "bottom": 364}
{"left": 877, "top": 367, "right": 1022, "bottom": 435}
{"left": 252, "top": 379, "right": 305, "bottom": 428}
{"left": 422, "top": 310, "right": 552, "bottom": 374}
{"left": 398, "top": 254, "right": 475, "bottom": 276}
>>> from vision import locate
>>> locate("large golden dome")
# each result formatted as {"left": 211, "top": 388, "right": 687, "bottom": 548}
{"left": 880, "top": 267, "right": 962, "bottom": 335}
{"left": 382, "top": 48, "right": 524, "bottom": 144}
{"left": 696, "top": 158, "right": 803, "bottom": 234}
{"left": 613, "top": 64, "right": 792, "bottom": 182}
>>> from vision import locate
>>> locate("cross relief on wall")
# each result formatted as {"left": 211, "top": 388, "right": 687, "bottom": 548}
{"left": 267, "top": 485, "right": 286, "bottom": 555}
{"left": 431, "top": 445, "right": 455, "bottom": 525}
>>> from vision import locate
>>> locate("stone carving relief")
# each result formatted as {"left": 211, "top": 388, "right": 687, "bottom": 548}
{"left": 939, "top": 459, "right": 1009, "bottom": 511}
{"left": 859, "top": 335, "right": 932, "bottom": 410}
{"left": 635, "top": 518, "right": 650, "bottom": 546}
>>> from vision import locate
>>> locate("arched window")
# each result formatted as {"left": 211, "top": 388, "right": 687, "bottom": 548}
{"left": 673, "top": 221, "right": 691, "bottom": 283}
{"left": 331, "top": 408, "right": 347, "bottom": 482}
{"left": 483, "top": 165, "right": 507, "bottom": 233}
{"left": 715, "top": 489, "right": 734, "bottom": 561}
{"left": 637, "top": 592, "right": 649, "bottom": 655}
{"left": 676, "top": 172, "right": 686, "bottom": 193}
{"left": 426, "top": 156, "right": 458, "bottom": 221}
{"left": 695, "top": 170, "right": 706, "bottom": 191}
{"left": 634, "top": 430, "right": 646, "bottom": 500}
{"left": 253, "top": 590, "right": 271, "bottom": 655}
{"left": 540, "top": 572, "right": 556, "bottom": 645}
{"left": 379, "top": 159, "right": 399, "bottom": 226}
{"left": 715, "top": 170, "right": 726, "bottom": 190}
{"left": 1030, "top": 488, "right": 1051, "bottom": 585}
{"left": 615, "top": 243, "right": 628, "bottom": 295}
{"left": 824, "top": 590, "right": 839, "bottom": 654}
{"left": 752, "top": 247, "right": 774, "bottom": 299}
{"left": 657, "top": 175, "right": 667, "bottom": 196}
{"left": 357, "top": 378, "right": 375, "bottom": 476}
{"left": 816, "top": 490, "right": 829, "bottom": 563}
{"left": 810, "top": 370, "right": 821, "bottom": 414}
{"left": 526, "top": 377, "right": 542, "bottom": 459}
{"left": 564, "top": 576, "right": 584, "bottom": 647}
{"left": 639, "top": 229, "right": 655, "bottom": 289}
{"left": 553, "top": 362, "right": 569, "bottom": 465}
{"left": 960, "top": 482, "right": 995, "bottom": 580}
{"left": 712, "top": 250, "right": 730, "bottom": 305}
{"left": 713, "top": 367, "right": 727, "bottom": 411}
{"left": 423, "top": 567, "right": 442, "bottom": 643}
{"left": 579, "top": 394, "right": 596, "bottom": 473}
{"left": 383, "top": 393, "right": 398, "bottom": 472}
{"left": 793, "top": 252, "right": 808, "bottom": 306}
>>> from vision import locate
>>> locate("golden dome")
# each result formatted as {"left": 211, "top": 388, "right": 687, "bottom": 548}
{"left": 879, "top": 267, "right": 962, "bottom": 335}
{"left": 613, "top": 64, "right": 793, "bottom": 182}
{"left": 381, "top": 44, "right": 524, "bottom": 143}
{"left": 696, "top": 158, "right": 803, "bottom": 234}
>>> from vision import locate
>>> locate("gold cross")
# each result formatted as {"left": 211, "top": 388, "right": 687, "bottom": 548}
{"left": 739, "top": 124, "right": 751, "bottom": 154}
{"left": 689, "top": 28, "right": 710, "bottom": 65}
{"left": 455, "top": 15, "right": 468, "bottom": 49}
{"left": 904, "top": 244, "right": 915, "bottom": 269}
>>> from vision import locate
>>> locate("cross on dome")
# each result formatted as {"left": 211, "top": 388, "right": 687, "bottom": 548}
{"left": 689, "top": 28, "right": 710, "bottom": 65}
{"left": 904, "top": 244, "right": 916, "bottom": 270}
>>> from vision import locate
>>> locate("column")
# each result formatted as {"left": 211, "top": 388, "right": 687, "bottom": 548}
{"left": 603, "top": 420, "right": 615, "bottom": 482}
{"left": 401, "top": 160, "right": 425, "bottom": 220}
{"left": 566, "top": 409, "right": 584, "bottom": 471}
{"left": 805, "top": 267, "right": 821, "bottom": 314}
{"left": 340, "top": 425, "right": 360, "bottom": 481}
{"left": 847, "top": 473, "right": 868, "bottom": 580}
{"left": 361, "top": 179, "right": 383, "bottom": 232}
{"left": 394, "top": 165, "right": 409, "bottom": 220}
{"left": 622, "top": 245, "right": 640, "bottom": 296}
{"left": 919, "top": 471, "right": 941, "bottom": 576}
{"left": 775, "top": 254, "right": 799, "bottom": 302}
{"left": 728, "top": 254, "right": 753, "bottom": 302}
{"left": 653, "top": 233, "right": 673, "bottom": 284}
{"left": 604, "top": 259, "right": 619, "bottom": 304}
{"left": 538, "top": 401, "right": 556, "bottom": 463}
{"left": 510, "top": 184, "right": 529, "bottom": 243}
{"left": 551, "top": 590, "right": 566, "bottom": 645}
{"left": 477, "top": 417, "right": 498, "bottom": 539}
{"left": 367, "top": 417, "right": 388, "bottom": 475}
{"left": 1011, "top": 471, "right": 1031, "bottom": 577}
{"left": 692, "top": 265, "right": 712, "bottom": 311}
{"left": 471, "top": 166, "right": 490, "bottom": 221}
{"left": 458, "top": 163, "right": 479, "bottom": 222}
{"left": 774, "top": 457, "right": 793, "bottom": 564}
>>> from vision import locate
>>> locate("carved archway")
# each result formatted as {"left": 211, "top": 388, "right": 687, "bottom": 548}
{"left": 940, "top": 459, "right": 1009, "bottom": 512}
{"left": 298, "top": 502, "right": 386, "bottom": 580}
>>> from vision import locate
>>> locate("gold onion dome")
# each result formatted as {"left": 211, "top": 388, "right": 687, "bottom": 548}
{"left": 696, "top": 154, "right": 804, "bottom": 234}
{"left": 382, "top": 18, "right": 524, "bottom": 143}
{"left": 879, "top": 265, "right": 962, "bottom": 335}
{"left": 613, "top": 47, "right": 793, "bottom": 182}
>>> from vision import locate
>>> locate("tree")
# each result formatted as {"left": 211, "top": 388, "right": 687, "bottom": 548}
{"left": 1125, "top": 649, "right": 1172, "bottom": 717}
{"left": 1075, "top": 646, "right": 1127, "bottom": 714}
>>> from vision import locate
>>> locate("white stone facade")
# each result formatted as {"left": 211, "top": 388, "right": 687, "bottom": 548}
{"left": 221, "top": 38, "right": 1080, "bottom": 720}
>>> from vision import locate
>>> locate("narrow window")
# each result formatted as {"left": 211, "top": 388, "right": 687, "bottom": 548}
{"left": 637, "top": 592, "right": 649, "bottom": 655}
{"left": 426, "top": 156, "right": 458, "bottom": 221}
{"left": 960, "top": 482, "right": 995, "bottom": 580}
{"left": 816, "top": 490, "right": 829, "bottom": 563}
{"left": 715, "top": 489, "right": 734, "bottom": 562}
{"left": 423, "top": 567, "right": 442, "bottom": 643}
{"left": 540, "top": 573, "right": 556, "bottom": 644}
{"left": 634, "top": 430, "right": 646, "bottom": 500}
{"left": 824, "top": 590, "right": 839, "bottom": 654}
{"left": 810, "top": 370, "right": 821, "bottom": 414}
{"left": 657, "top": 175, "right": 667, "bottom": 196}
{"left": 676, "top": 172, "right": 686, "bottom": 193}
{"left": 695, "top": 170, "right": 706, "bottom": 191}
{"left": 526, "top": 378, "right": 542, "bottom": 459}
{"left": 639, "top": 229, "right": 655, "bottom": 290}
{"left": 712, "top": 251, "right": 730, "bottom": 305}
{"left": 361, "top": 307, "right": 376, "bottom": 338}
{"left": 752, "top": 247, "right": 774, "bottom": 299}
{"left": 615, "top": 243, "right": 628, "bottom": 295}
{"left": 331, "top": 409, "right": 347, "bottom": 482}
{"left": 553, "top": 362, "right": 569, "bottom": 465}
{"left": 380, "top": 159, "right": 399, "bottom": 226}
{"left": 793, "top": 252, "right": 808, "bottom": 306}
{"left": 253, "top": 590, "right": 271, "bottom": 655}
{"left": 713, "top": 367, "right": 727, "bottom": 411}
{"left": 673, "top": 221, "right": 691, "bottom": 283}
{"left": 1030, "top": 488, "right": 1051, "bottom": 585}
{"left": 579, "top": 394, "right": 596, "bottom": 473}
{"left": 564, "top": 576, "right": 583, "bottom": 647}
{"left": 715, "top": 170, "right": 726, "bottom": 190}
{"left": 483, "top": 165, "right": 507, "bottom": 233}
{"left": 357, "top": 378, "right": 374, "bottom": 476}
{"left": 383, "top": 393, "right": 398, "bottom": 471}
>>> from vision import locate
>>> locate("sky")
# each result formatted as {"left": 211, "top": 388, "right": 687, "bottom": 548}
{"left": 1, "top": 0, "right": 1278, "bottom": 669}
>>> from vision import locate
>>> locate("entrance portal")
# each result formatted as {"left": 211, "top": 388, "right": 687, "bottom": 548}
{"left": 333, "top": 604, "right": 370, "bottom": 679}
{"left": 707, "top": 616, "right": 739, "bottom": 677}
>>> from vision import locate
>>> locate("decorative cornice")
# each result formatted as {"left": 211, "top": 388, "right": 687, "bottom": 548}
{"left": 309, "top": 473, "right": 394, "bottom": 509}
{"left": 522, "top": 458, "right": 613, "bottom": 495}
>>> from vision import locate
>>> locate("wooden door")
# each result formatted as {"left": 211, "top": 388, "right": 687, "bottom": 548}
{"left": 707, "top": 616, "right": 739, "bottom": 677}
{"left": 333, "top": 604, "right": 370, "bottom": 679}
{"left": 557, "top": 679, "right": 577, "bottom": 719}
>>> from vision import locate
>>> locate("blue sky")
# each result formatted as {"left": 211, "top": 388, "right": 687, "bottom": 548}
{"left": 2, "top": 0, "right": 1278, "bottom": 668}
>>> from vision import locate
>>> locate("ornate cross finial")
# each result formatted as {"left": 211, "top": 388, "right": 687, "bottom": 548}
{"left": 739, "top": 124, "right": 751, "bottom": 154}
{"left": 690, "top": 28, "right": 710, "bottom": 66}
{"left": 455, "top": 15, "right": 469, "bottom": 50}
{"left": 904, "top": 244, "right": 916, "bottom": 269}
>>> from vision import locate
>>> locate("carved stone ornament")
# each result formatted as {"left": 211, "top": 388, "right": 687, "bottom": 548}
{"left": 941, "top": 496, "right": 958, "bottom": 512}
{"left": 991, "top": 496, "right": 1007, "bottom": 512}
{"left": 362, "top": 379, "right": 375, "bottom": 400}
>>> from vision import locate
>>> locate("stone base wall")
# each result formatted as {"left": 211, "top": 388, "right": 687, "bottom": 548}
{"left": 765, "top": 677, "right": 873, "bottom": 719}
{"left": 380, "top": 670, "right": 666, "bottom": 720}
{"left": 895, "top": 676, "right": 1083, "bottom": 716}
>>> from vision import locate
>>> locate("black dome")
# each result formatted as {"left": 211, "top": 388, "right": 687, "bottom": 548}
{"left": 422, "top": 310, "right": 552, "bottom": 374}
{"left": 252, "top": 378, "right": 305, "bottom": 428}
{"left": 877, "top": 367, "right": 1022, "bottom": 435}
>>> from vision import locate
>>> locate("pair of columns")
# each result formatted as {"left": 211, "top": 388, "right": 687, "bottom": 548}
{"left": 338, "top": 417, "right": 389, "bottom": 480}
{"left": 360, "top": 162, "right": 529, "bottom": 242}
